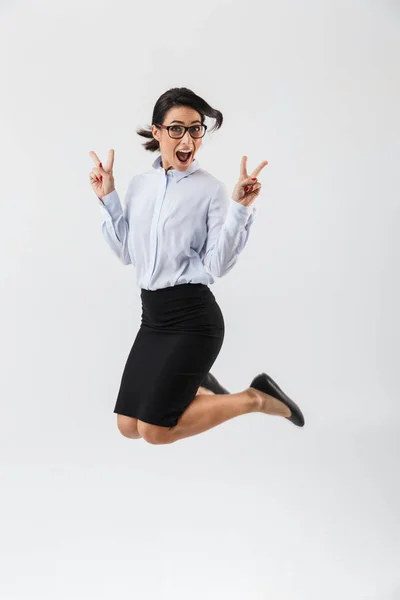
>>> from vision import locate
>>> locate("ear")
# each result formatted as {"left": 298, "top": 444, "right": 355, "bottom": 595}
{"left": 151, "top": 124, "right": 160, "bottom": 141}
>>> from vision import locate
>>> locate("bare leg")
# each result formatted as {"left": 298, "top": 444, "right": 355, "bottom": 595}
{"left": 169, "top": 388, "right": 258, "bottom": 442}
{"left": 138, "top": 387, "right": 291, "bottom": 444}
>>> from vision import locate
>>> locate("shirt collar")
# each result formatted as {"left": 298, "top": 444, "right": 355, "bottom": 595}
{"left": 152, "top": 154, "right": 200, "bottom": 181}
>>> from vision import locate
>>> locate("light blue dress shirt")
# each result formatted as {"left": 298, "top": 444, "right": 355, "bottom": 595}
{"left": 98, "top": 155, "right": 257, "bottom": 291}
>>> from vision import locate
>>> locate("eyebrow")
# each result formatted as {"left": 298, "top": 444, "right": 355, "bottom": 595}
{"left": 169, "top": 119, "right": 202, "bottom": 124}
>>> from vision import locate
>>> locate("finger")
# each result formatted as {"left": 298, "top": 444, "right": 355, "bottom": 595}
{"left": 244, "top": 182, "right": 262, "bottom": 192}
{"left": 243, "top": 178, "right": 262, "bottom": 189}
{"left": 89, "top": 151, "right": 102, "bottom": 167}
{"left": 243, "top": 175, "right": 260, "bottom": 185}
{"left": 90, "top": 167, "right": 102, "bottom": 179}
{"left": 240, "top": 155, "right": 248, "bottom": 179}
{"left": 104, "top": 148, "right": 114, "bottom": 172}
{"left": 250, "top": 160, "right": 268, "bottom": 178}
{"left": 89, "top": 169, "right": 102, "bottom": 182}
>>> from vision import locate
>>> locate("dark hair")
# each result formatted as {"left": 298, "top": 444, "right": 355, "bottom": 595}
{"left": 136, "top": 87, "right": 223, "bottom": 152}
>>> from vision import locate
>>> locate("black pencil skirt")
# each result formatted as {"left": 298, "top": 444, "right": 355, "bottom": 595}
{"left": 113, "top": 283, "right": 225, "bottom": 428}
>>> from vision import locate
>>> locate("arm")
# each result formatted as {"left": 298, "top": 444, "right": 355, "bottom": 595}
{"left": 98, "top": 179, "right": 134, "bottom": 265}
{"left": 201, "top": 181, "right": 256, "bottom": 277}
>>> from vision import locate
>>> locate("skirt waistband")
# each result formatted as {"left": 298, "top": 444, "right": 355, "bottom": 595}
{"left": 140, "top": 283, "right": 208, "bottom": 297}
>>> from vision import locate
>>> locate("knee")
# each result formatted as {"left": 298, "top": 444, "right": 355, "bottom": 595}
{"left": 117, "top": 414, "right": 142, "bottom": 439}
{"left": 137, "top": 421, "right": 173, "bottom": 445}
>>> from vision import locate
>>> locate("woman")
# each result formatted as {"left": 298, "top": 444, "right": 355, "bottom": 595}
{"left": 89, "top": 87, "right": 305, "bottom": 445}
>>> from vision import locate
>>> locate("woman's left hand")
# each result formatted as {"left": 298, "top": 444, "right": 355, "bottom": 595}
{"left": 232, "top": 156, "right": 268, "bottom": 207}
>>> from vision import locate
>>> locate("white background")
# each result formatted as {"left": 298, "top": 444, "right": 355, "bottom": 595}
{"left": 1, "top": 0, "right": 399, "bottom": 598}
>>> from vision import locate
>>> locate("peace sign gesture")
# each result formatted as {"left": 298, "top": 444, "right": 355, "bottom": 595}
{"left": 88, "top": 149, "right": 116, "bottom": 199}
{"left": 232, "top": 156, "right": 268, "bottom": 207}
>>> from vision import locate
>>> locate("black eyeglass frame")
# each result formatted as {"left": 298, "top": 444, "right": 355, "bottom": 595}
{"left": 154, "top": 123, "right": 207, "bottom": 139}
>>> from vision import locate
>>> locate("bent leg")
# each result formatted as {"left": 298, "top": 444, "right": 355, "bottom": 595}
{"left": 137, "top": 388, "right": 259, "bottom": 445}
{"left": 137, "top": 386, "right": 291, "bottom": 445}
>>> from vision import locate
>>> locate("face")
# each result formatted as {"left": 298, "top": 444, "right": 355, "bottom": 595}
{"left": 151, "top": 106, "right": 203, "bottom": 172}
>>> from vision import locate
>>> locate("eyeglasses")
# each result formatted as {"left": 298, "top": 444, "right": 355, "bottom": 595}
{"left": 154, "top": 123, "right": 207, "bottom": 139}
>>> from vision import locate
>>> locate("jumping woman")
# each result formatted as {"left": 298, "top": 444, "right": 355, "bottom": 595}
{"left": 89, "top": 87, "right": 305, "bottom": 445}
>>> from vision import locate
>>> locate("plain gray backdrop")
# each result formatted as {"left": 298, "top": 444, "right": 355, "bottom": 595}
{"left": 1, "top": 0, "right": 399, "bottom": 598}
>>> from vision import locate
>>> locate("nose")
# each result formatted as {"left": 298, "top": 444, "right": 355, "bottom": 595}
{"left": 182, "top": 129, "right": 192, "bottom": 144}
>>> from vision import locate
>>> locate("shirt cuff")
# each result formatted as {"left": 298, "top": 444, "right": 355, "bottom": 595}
{"left": 98, "top": 189, "right": 122, "bottom": 221}
{"left": 225, "top": 199, "right": 257, "bottom": 231}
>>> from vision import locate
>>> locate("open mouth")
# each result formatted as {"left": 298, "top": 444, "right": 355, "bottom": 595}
{"left": 176, "top": 150, "right": 193, "bottom": 164}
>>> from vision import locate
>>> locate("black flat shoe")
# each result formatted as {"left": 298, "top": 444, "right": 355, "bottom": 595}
{"left": 200, "top": 372, "right": 230, "bottom": 395}
{"left": 250, "top": 372, "right": 305, "bottom": 427}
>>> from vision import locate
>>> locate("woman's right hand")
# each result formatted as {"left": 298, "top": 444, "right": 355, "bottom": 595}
{"left": 89, "top": 149, "right": 115, "bottom": 199}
